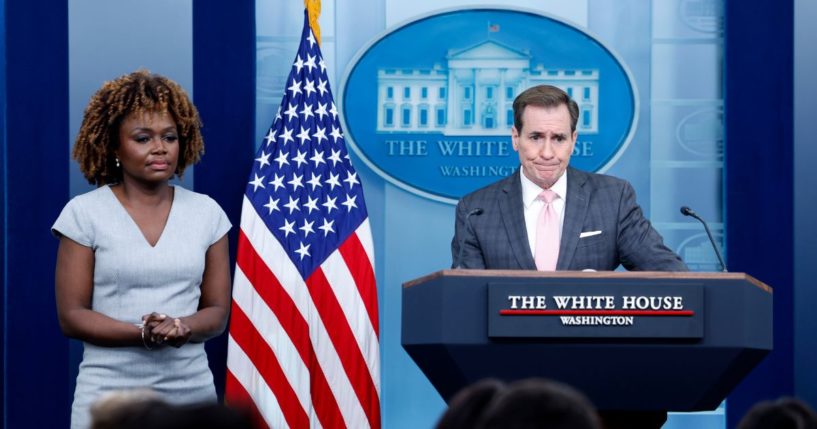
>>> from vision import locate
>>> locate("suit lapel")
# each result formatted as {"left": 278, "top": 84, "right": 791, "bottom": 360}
{"left": 557, "top": 167, "right": 589, "bottom": 270}
{"left": 500, "top": 170, "right": 537, "bottom": 269}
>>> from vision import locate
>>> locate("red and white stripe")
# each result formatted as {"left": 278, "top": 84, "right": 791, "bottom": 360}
{"left": 226, "top": 197, "right": 380, "bottom": 429}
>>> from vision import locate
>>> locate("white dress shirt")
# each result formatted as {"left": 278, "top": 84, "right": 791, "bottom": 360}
{"left": 521, "top": 171, "right": 567, "bottom": 257}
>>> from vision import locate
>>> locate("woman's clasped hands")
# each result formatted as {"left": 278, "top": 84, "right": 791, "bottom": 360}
{"left": 141, "top": 312, "right": 192, "bottom": 349}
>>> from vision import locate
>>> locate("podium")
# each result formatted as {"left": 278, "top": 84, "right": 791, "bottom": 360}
{"left": 401, "top": 270, "right": 772, "bottom": 411}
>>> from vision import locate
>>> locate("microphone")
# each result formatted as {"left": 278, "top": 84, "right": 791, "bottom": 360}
{"left": 680, "top": 206, "right": 727, "bottom": 272}
{"left": 455, "top": 208, "right": 484, "bottom": 269}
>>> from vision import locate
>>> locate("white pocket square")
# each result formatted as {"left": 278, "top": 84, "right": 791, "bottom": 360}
{"left": 579, "top": 230, "right": 602, "bottom": 238}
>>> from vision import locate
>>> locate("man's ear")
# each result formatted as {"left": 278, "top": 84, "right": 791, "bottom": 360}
{"left": 511, "top": 126, "right": 520, "bottom": 151}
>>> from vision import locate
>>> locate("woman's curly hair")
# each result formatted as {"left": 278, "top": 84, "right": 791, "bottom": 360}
{"left": 73, "top": 70, "right": 204, "bottom": 185}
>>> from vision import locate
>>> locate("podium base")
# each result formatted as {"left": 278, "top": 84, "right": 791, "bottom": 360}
{"left": 599, "top": 410, "right": 667, "bottom": 429}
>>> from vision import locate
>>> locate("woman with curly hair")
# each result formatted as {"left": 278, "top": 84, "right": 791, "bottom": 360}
{"left": 52, "top": 70, "right": 231, "bottom": 429}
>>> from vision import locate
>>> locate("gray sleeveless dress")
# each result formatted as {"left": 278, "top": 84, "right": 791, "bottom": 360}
{"left": 52, "top": 185, "right": 231, "bottom": 429}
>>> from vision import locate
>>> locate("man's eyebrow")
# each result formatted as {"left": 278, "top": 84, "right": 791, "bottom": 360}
{"left": 528, "top": 131, "right": 568, "bottom": 138}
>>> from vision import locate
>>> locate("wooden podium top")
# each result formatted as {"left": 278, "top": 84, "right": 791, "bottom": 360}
{"left": 403, "top": 269, "right": 771, "bottom": 292}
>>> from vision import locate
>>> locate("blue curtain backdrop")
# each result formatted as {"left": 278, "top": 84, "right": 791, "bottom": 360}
{"left": 0, "top": 0, "right": 6, "bottom": 420}
{"left": 192, "top": 0, "right": 256, "bottom": 400}
{"left": 2, "top": 0, "right": 71, "bottom": 428}
{"left": 724, "top": 0, "right": 794, "bottom": 426}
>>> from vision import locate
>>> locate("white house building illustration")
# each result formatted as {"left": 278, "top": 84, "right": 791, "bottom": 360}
{"left": 376, "top": 40, "right": 600, "bottom": 136}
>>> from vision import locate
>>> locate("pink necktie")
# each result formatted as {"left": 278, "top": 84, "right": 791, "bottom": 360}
{"left": 535, "top": 189, "right": 560, "bottom": 271}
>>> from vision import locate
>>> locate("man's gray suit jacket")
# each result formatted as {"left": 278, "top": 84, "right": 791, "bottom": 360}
{"left": 451, "top": 167, "right": 688, "bottom": 271}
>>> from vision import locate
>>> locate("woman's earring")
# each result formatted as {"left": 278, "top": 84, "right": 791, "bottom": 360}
{"left": 115, "top": 158, "right": 120, "bottom": 168}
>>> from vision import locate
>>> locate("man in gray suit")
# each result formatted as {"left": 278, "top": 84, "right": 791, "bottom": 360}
{"left": 450, "top": 85, "right": 686, "bottom": 429}
{"left": 451, "top": 84, "right": 687, "bottom": 272}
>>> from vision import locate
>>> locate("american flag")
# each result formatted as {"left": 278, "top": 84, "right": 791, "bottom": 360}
{"left": 225, "top": 10, "right": 380, "bottom": 429}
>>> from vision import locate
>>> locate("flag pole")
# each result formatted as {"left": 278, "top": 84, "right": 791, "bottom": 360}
{"left": 305, "top": 0, "right": 321, "bottom": 45}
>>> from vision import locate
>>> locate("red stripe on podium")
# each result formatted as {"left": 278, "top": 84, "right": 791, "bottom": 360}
{"left": 499, "top": 310, "right": 695, "bottom": 316}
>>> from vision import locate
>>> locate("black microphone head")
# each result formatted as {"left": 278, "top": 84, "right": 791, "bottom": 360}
{"left": 680, "top": 206, "right": 694, "bottom": 217}
{"left": 471, "top": 208, "right": 484, "bottom": 216}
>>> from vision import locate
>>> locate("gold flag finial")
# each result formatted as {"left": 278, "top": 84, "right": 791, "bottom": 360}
{"left": 305, "top": 0, "right": 321, "bottom": 45}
